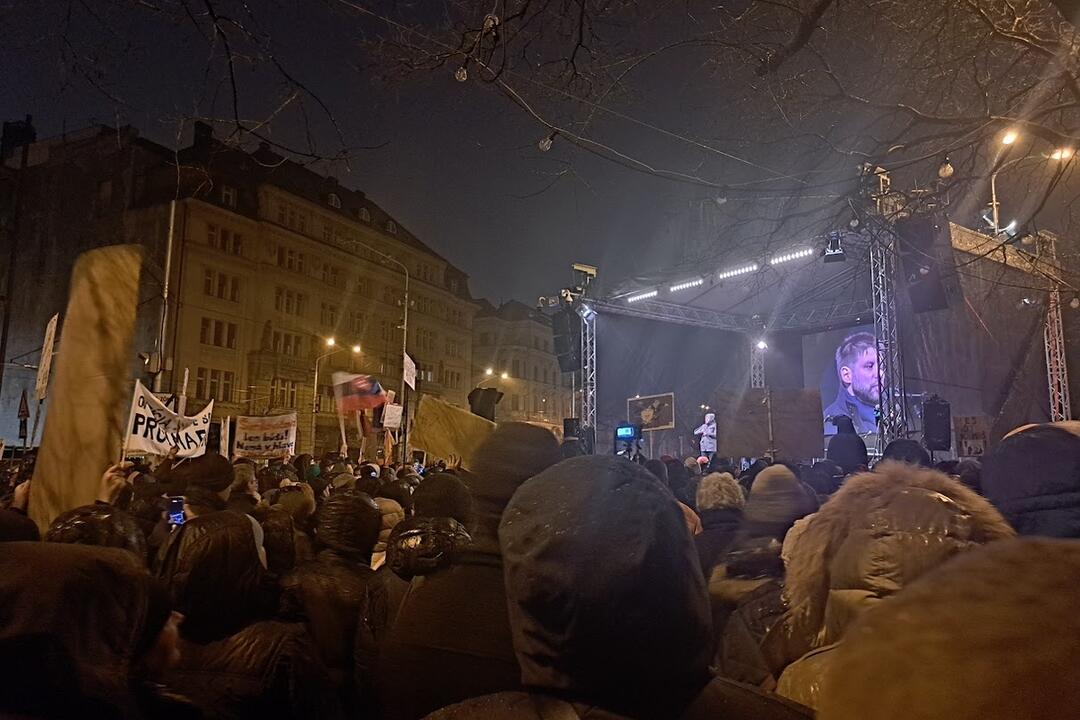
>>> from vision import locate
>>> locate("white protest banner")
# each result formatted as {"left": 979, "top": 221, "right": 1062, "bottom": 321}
{"left": 382, "top": 403, "right": 403, "bottom": 430}
{"left": 125, "top": 380, "right": 213, "bottom": 458}
{"left": 403, "top": 352, "right": 416, "bottom": 390}
{"left": 35, "top": 314, "right": 59, "bottom": 401}
{"left": 234, "top": 413, "right": 297, "bottom": 459}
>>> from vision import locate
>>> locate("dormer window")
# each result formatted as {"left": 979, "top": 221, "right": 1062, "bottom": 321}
{"left": 327, "top": 192, "right": 341, "bottom": 209}
{"left": 359, "top": 207, "right": 371, "bottom": 222}
{"left": 386, "top": 220, "right": 397, "bottom": 234}
{"left": 221, "top": 185, "right": 237, "bottom": 208}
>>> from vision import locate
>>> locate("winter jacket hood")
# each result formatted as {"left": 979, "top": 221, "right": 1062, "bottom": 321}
{"left": 156, "top": 510, "right": 270, "bottom": 643}
{"left": 0, "top": 543, "right": 156, "bottom": 717}
{"left": 784, "top": 461, "right": 1015, "bottom": 646}
{"left": 499, "top": 456, "right": 713, "bottom": 719}
{"left": 744, "top": 466, "right": 817, "bottom": 540}
{"left": 982, "top": 422, "right": 1080, "bottom": 537}
{"left": 817, "top": 538, "right": 1080, "bottom": 720}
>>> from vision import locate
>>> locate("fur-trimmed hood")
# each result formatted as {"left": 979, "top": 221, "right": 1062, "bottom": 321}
{"left": 783, "top": 461, "right": 1015, "bottom": 645}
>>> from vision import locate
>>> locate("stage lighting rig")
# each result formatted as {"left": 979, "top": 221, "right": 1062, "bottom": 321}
{"left": 823, "top": 231, "right": 847, "bottom": 263}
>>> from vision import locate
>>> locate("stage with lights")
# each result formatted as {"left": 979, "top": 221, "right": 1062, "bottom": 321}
{"left": 584, "top": 222, "right": 1056, "bottom": 458}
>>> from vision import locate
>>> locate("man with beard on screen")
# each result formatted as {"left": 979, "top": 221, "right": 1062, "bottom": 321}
{"left": 823, "top": 331, "right": 880, "bottom": 435}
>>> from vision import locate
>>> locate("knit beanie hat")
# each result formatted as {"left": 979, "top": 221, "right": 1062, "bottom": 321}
{"left": 467, "top": 422, "right": 561, "bottom": 519}
{"left": 696, "top": 472, "right": 745, "bottom": 511}
{"left": 162, "top": 453, "right": 233, "bottom": 493}
{"left": 414, "top": 473, "right": 473, "bottom": 526}
{"left": 827, "top": 432, "right": 869, "bottom": 475}
{"left": 745, "top": 465, "right": 816, "bottom": 530}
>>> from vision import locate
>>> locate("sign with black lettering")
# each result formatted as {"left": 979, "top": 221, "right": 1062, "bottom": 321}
{"left": 124, "top": 380, "right": 213, "bottom": 458}
{"left": 233, "top": 413, "right": 297, "bottom": 460}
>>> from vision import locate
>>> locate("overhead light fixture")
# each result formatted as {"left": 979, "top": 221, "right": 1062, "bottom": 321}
{"left": 1051, "top": 147, "right": 1074, "bottom": 161}
{"left": 823, "top": 231, "right": 847, "bottom": 263}
{"left": 1001, "top": 129, "right": 1019, "bottom": 145}
{"left": 768, "top": 247, "right": 814, "bottom": 266}
{"left": 756, "top": 340, "right": 768, "bottom": 351}
{"left": 626, "top": 289, "right": 658, "bottom": 304}
{"left": 579, "top": 304, "right": 596, "bottom": 320}
{"left": 716, "top": 263, "right": 759, "bottom": 280}
{"left": 669, "top": 278, "right": 704, "bottom": 293}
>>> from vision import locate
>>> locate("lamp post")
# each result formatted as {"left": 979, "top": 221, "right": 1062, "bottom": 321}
{"left": 988, "top": 132, "right": 1073, "bottom": 235}
{"left": 310, "top": 337, "right": 360, "bottom": 455}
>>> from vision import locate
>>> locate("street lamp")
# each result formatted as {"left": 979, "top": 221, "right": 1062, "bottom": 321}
{"left": 1001, "top": 129, "right": 1019, "bottom": 145}
{"left": 989, "top": 148, "right": 1073, "bottom": 235}
{"left": 500, "top": 372, "right": 509, "bottom": 380}
{"left": 311, "top": 339, "right": 360, "bottom": 454}
{"left": 485, "top": 367, "right": 494, "bottom": 376}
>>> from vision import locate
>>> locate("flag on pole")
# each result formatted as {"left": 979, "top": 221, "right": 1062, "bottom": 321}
{"left": 333, "top": 372, "right": 388, "bottom": 413}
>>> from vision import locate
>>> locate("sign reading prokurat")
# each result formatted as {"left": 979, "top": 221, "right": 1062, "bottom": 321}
{"left": 124, "top": 380, "right": 213, "bottom": 458}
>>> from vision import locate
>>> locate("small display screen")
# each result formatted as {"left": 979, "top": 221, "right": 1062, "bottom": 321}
{"left": 615, "top": 424, "right": 638, "bottom": 440}
{"left": 167, "top": 496, "right": 185, "bottom": 526}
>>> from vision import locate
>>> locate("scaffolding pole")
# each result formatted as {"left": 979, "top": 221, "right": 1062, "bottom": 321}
{"left": 1046, "top": 287, "right": 1072, "bottom": 421}
{"left": 579, "top": 306, "right": 597, "bottom": 444}
{"left": 750, "top": 343, "right": 766, "bottom": 389}
{"left": 870, "top": 236, "right": 907, "bottom": 445}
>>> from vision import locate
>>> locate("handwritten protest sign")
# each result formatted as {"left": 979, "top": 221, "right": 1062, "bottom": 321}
{"left": 234, "top": 413, "right": 297, "bottom": 459}
{"left": 124, "top": 380, "right": 213, "bottom": 458}
{"left": 410, "top": 395, "right": 494, "bottom": 471}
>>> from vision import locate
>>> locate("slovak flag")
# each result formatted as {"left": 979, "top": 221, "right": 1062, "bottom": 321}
{"left": 333, "top": 371, "right": 388, "bottom": 413}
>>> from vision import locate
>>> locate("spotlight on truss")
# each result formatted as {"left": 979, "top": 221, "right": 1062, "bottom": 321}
{"left": 823, "top": 231, "right": 847, "bottom": 263}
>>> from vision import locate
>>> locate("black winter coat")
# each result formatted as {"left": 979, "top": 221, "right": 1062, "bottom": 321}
{"left": 167, "top": 620, "right": 342, "bottom": 720}
{"left": 279, "top": 549, "right": 388, "bottom": 707}
{"left": 694, "top": 507, "right": 743, "bottom": 576}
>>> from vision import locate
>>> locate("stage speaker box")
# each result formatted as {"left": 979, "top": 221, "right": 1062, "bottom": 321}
{"left": 552, "top": 308, "right": 582, "bottom": 373}
{"left": 563, "top": 417, "right": 582, "bottom": 439}
{"left": 922, "top": 397, "right": 952, "bottom": 451}
{"left": 468, "top": 387, "right": 503, "bottom": 422}
{"left": 895, "top": 216, "right": 949, "bottom": 313}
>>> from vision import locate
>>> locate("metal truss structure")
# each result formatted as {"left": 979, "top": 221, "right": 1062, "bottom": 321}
{"left": 775, "top": 298, "right": 874, "bottom": 331}
{"left": 1045, "top": 287, "right": 1072, "bottom": 421}
{"left": 578, "top": 304, "right": 598, "bottom": 434}
{"left": 750, "top": 344, "right": 766, "bottom": 388}
{"left": 588, "top": 299, "right": 751, "bottom": 331}
{"left": 870, "top": 237, "right": 907, "bottom": 445}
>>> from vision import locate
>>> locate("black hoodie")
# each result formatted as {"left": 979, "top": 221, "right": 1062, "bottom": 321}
{"left": 426, "top": 456, "right": 811, "bottom": 720}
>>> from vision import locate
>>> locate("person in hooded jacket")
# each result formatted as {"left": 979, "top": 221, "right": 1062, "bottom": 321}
{"left": 157, "top": 511, "right": 340, "bottom": 720}
{"left": 815, "top": 537, "right": 1080, "bottom": 720}
{"left": 377, "top": 423, "right": 562, "bottom": 720}
{"left": 981, "top": 421, "right": 1080, "bottom": 537}
{"left": 45, "top": 503, "right": 149, "bottom": 563}
{"left": 0, "top": 543, "right": 196, "bottom": 719}
{"left": 694, "top": 472, "right": 745, "bottom": 576}
{"left": 424, "top": 455, "right": 811, "bottom": 720}
{"left": 710, "top": 465, "right": 817, "bottom": 688}
{"left": 279, "top": 491, "right": 386, "bottom": 713}
{"left": 774, "top": 461, "right": 1016, "bottom": 709}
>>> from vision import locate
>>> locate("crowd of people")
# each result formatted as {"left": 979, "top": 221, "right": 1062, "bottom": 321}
{"left": 1, "top": 418, "right": 1079, "bottom": 719}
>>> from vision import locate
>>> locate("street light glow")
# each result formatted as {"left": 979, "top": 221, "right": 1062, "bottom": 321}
{"left": 1052, "top": 148, "right": 1074, "bottom": 160}
{"left": 485, "top": 367, "right": 494, "bottom": 376}
{"left": 756, "top": 340, "right": 768, "bottom": 350}
{"left": 1001, "top": 130, "right": 1019, "bottom": 145}
{"left": 325, "top": 337, "right": 336, "bottom": 347}
{"left": 351, "top": 344, "right": 361, "bottom": 354}
{"left": 500, "top": 372, "right": 509, "bottom": 380}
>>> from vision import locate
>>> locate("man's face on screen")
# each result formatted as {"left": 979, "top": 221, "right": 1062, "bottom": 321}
{"left": 841, "top": 347, "right": 880, "bottom": 405}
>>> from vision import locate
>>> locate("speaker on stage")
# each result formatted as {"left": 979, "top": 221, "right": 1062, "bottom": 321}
{"left": 922, "top": 396, "right": 952, "bottom": 451}
{"left": 468, "top": 387, "right": 503, "bottom": 422}
{"left": 896, "top": 215, "right": 949, "bottom": 313}
{"left": 563, "top": 417, "right": 582, "bottom": 439}
{"left": 552, "top": 308, "right": 582, "bottom": 373}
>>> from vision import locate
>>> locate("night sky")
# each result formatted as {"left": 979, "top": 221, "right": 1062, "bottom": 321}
{"left": 0, "top": 1, "right": 717, "bottom": 305}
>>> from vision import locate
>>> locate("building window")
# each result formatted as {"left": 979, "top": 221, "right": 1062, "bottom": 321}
{"left": 277, "top": 246, "right": 306, "bottom": 273}
{"left": 320, "top": 302, "right": 339, "bottom": 327}
{"left": 444, "top": 339, "right": 461, "bottom": 359}
{"left": 270, "top": 378, "right": 298, "bottom": 408}
{"left": 196, "top": 367, "right": 234, "bottom": 402}
{"left": 512, "top": 358, "right": 522, "bottom": 378}
{"left": 204, "top": 268, "right": 240, "bottom": 302}
{"left": 200, "top": 318, "right": 237, "bottom": 349}
{"left": 274, "top": 287, "right": 305, "bottom": 316}
{"left": 511, "top": 394, "right": 521, "bottom": 411}
{"left": 321, "top": 263, "right": 340, "bottom": 286}
{"left": 359, "top": 207, "right": 371, "bottom": 222}
{"left": 272, "top": 330, "right": 304, "bottom": 357}
{"left": 415, "top": 328, "right": 436, "bottom": 354}
{"left": 221, "top": 185, "right": 237, "bottom": 208}
{"left": 386, "top": 220, "right": 397, "bottom": 234}
{"left": 328, "top": 192, "right": 341, "bottom": 209}
{"left": 349, "top": 311, "right": 365, "bottom": 334}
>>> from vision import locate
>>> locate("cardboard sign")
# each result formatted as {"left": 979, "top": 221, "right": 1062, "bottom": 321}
{"left": 403, "top": 352, "right": 416, "bottom": 390}
{"left": 124, "top": 380, "right": 213, "bottom": 458}
{"left": 954, "top": 415, "right": 989, "bottom": 457}
{"left": 31, "top": 245, "right": 143, "bottom": 531}
{"left": 382, "top": 403, "right": 403, "bottom": 430}
{"left": 35, "top": 314, "right": 59, "bottom": 401}
{"left": 410, "top": 395, "right": 494, "bottom": 470}
{"left": 234, "top": 413, "right": 297, "bottom": 459}
{"left": 627, "top": 392, "right": 676, "bottom": 431}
